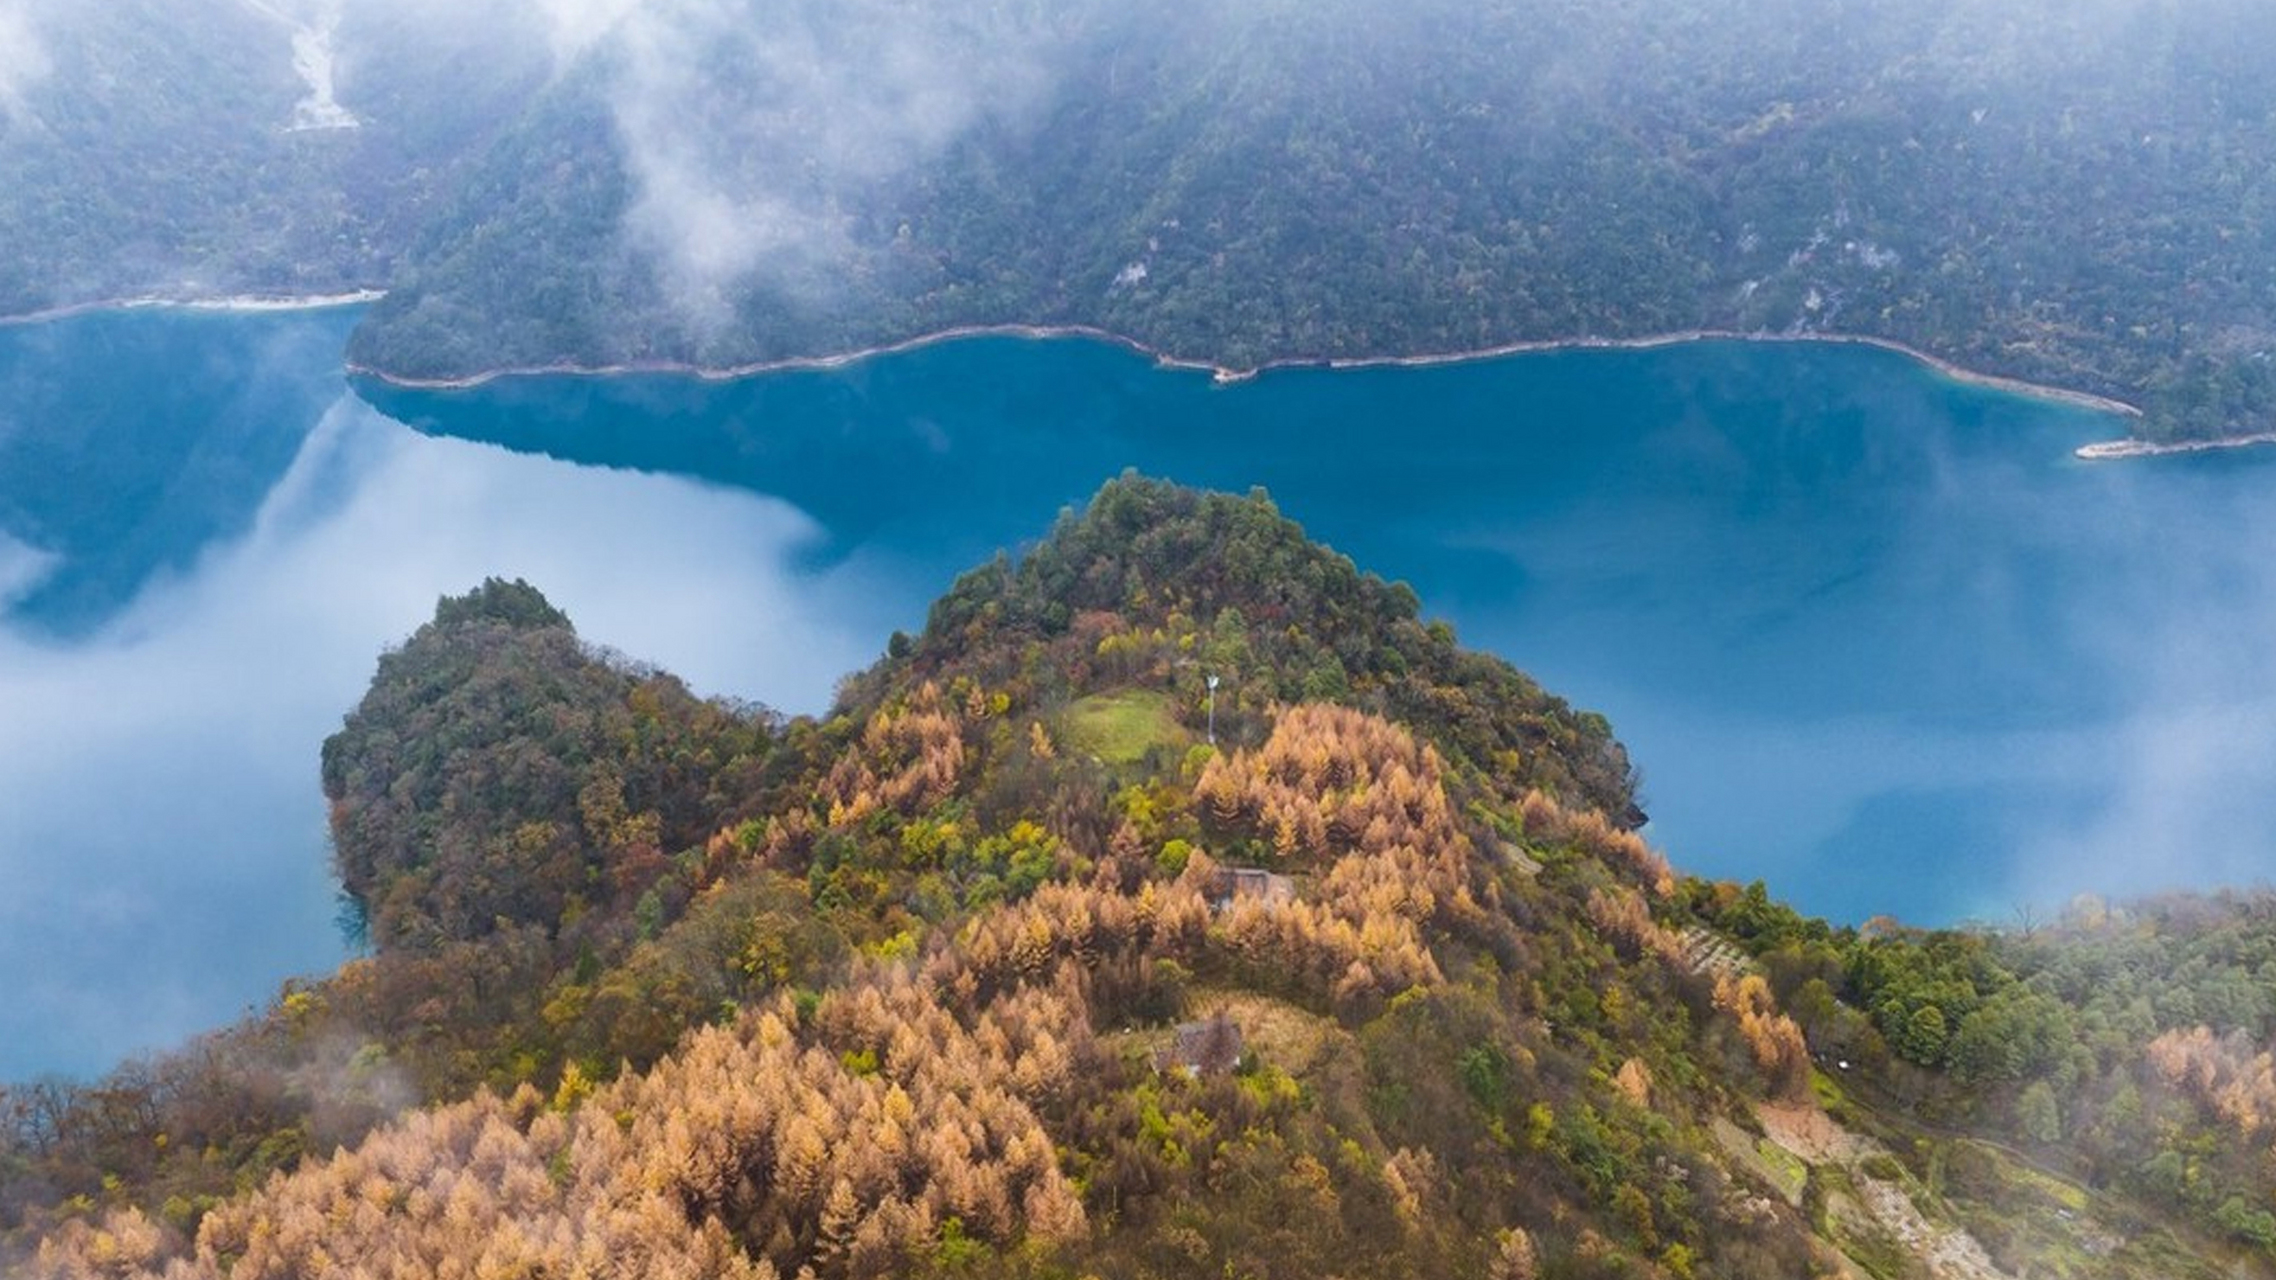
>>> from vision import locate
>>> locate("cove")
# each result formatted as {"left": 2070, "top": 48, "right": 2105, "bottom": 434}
{"left": 361, "top": 334, "right": 2276, "bottom": 932}
{"left": 8, "top": 308, "right": 2276, "bottom": 1080}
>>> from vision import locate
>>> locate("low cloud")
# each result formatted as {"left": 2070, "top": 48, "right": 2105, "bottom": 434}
{"left": 0, "top": 531, "right": 55, "bottom": 610}
{"left": 0, "top": 1, "right": 50, "bottom": 119}
{"left": 1998, "top": 517, "right": 2276, "bottom": 911}
{"left": 2011, "top": 702, "right": 2276, "bottom": 905}
{"left": 590, "top": 0, "right": 1084, "bottom": 327}
{"left": 522, "top": 0, "right": 640, "bottom": 63}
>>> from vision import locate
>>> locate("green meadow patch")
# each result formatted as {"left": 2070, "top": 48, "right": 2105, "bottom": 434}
{"left": 1061, "top": 689, "right": 1189, "bottom": 767}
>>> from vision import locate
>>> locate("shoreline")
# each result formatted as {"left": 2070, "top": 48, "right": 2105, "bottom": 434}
{"left": 0, "top": 289, "right": 386, "bottom": 329}
{"left": 4, "top": 292, "right": 2160, "bottom": 445}
{"left": 345, "top": 322, "right": 2146, "bottom": 423}
{"left": 1315, "top": 329, "right": 2146, "bottom": 420}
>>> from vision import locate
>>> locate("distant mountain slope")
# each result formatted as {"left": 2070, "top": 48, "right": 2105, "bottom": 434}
{"left": 0, "top": 0, "right": 548, "bottom": 309}
{"left": 343, "top": 0, "right": 2276, "bottom": 443}
{"left": 13, "top": 477, "right": 2276, "bottom": 1279}
{"left": 4, "top": 0, "right": 2272, "bottom": 440}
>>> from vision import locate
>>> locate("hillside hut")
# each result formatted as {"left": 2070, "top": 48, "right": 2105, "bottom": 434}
{"left": 1154, "top": 1011, "right": 1244, "bottom": 1077}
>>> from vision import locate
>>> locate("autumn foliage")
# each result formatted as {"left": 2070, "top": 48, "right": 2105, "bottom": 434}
{"left": 1518, "top": 789, "right": 1674, "bottom": 898}
{"left": 1712, "top": 974, "right": 1812, "bottom": 1101}
{"left": 820, "top": 683, "right": 967, "bottom": 828}
{"left": 1585, "top": 886, "right": 1684, "bottom": 967}
{"left": 2146, "top": 1026, "right": 2276, "bottom": 1138}
{"left": 1197, "top": 704, "right": 1502, "bottom": 1002}
{"left": 19, "top": 482, "right": 1886, "bottom": 1280}
{"left": 1202, "top": 706, "right": 1484, "bottom": 906}
{"left": 40, "top": 973, "right": 1086, "bottom": 1280}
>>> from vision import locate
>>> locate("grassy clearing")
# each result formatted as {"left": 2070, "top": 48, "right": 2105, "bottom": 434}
{"left": 1061, "top": 689, "right": 1188, "bottom": 767}
{"left": 1712, "top": 1116, "right": 1809, "bottom": 1206}
{"left": 1192, "top": 988, "right": 1344, "bottom": 1076}
{"left": 1810, "top": 1068, "right": 1848, "bottom": 1111}
{"left": 1758, "top": 1136, "right": 1814, "bottom": 1206}
{"left": 1987, "top": 1148, "right": 2089, "bottom": 1214}
{"left": 1103, "top": 987, "right": 1347, "bottom": 1080}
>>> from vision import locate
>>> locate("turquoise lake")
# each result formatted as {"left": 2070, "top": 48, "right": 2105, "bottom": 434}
{"left": 8, "top": 305, "right": 2276, "bottom": 1079}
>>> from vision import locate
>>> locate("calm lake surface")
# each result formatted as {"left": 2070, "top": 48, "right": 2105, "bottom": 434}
{"left": 8, "top": 305, "right": 2276, "bottom": 1079}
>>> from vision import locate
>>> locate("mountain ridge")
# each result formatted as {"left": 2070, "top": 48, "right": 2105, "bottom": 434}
{"left": 11, "top": 476, "right": 2276, "bottom": 1279}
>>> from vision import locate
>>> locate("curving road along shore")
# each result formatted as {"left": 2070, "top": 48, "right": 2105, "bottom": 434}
{"left": 339, "top": 321, "right": 2147, "bottom": 424}
{"left": 15, "top": 294, "right": 2214, "bottom": 461}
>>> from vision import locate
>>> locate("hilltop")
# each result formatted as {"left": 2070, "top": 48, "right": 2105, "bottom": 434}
{"left": 10, "top": 477, "right": 2276, "bottom": 1277}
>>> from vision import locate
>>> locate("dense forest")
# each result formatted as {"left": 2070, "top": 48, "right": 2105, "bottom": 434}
{"left": 13, "top": 477, "right": 2276, "bottom": 1277}
{"left": 0, "top": 0, "right": 550, "bottom": 310}
{"left": 5, "top": 0, "right": 2276, "bottom": 440}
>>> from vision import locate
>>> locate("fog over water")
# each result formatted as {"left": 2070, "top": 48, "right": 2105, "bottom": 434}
{"left": 9, "top": 306, "right": 2276, "bottom": 1080}
{"left": 0, "top": 309, "right": 880, "bottom": 1080}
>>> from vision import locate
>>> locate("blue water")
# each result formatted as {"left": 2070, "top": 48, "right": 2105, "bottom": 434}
{"left": 11, "top": 308, "right": 2276, "bottom": 1078}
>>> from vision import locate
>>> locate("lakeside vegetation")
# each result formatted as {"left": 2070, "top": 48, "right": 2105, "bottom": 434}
{"left": 10, "top": 477, "right": 2276, "bottom": 1277}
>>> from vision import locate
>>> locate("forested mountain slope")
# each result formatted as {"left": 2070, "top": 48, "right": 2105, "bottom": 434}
{"left": 5, "top": 0, "right": 2275, "bottom": 440}
{"left": 0, "top": 0, "right": 547, "bottom": 310}
{"left": 11, "top": 478, "right": 2276, "bottom": 1279}
{"left": 348, "top": 0, "right": 2276, "bottom": 444}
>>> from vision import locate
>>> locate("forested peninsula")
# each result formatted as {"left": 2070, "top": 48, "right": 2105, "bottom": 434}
{"left": 14, "top": 477, "right": 2276, "bottom": 1279}
{"left": 6, "top": 0, "right": 2276, "bottom": 442}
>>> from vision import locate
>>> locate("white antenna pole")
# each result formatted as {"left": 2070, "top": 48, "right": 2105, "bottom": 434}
{"left": 1207, "top": 673, "right": 1220, "bottom": 745}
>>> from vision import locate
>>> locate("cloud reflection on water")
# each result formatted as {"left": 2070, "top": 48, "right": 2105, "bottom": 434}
{"left": 0, "top": 395, "right": 874, "bottom": 1080}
